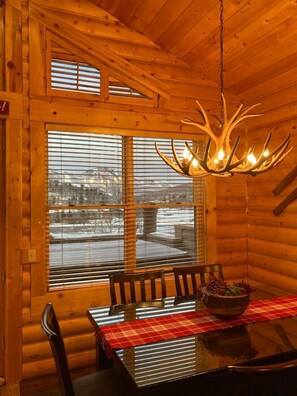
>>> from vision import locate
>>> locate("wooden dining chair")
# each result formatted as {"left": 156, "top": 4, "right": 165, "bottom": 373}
{"left": 109, "top": 270, "right": 167, "bottom": 314}
{"left": 227, "top": 356, "right": 297, "bottom": 396}
{"left": 41, "top": 303, "right": 135, "bottom": 396}
{"left": 173, "top": 263, "right": 224, "bottom": 304}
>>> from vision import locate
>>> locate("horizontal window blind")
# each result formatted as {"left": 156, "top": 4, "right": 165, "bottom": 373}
{"left": 51, "top": 59, "right": 101, "bottom": 94}
{"left": 109, "top": 77, "right": 149, "bottom": 99}
{"left": 133, "top": 137, "right": 205, "bottom": 270}
{"left": 47, "top": 131, "right": 205, "bottom": 289}
{"left": 50, "top": 58, "right": 150, "bottom": 101}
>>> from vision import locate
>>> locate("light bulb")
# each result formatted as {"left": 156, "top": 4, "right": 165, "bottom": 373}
{"left": 183, "top": 147, "right": 190, "bottom": 160}
{"left": 218, "top": 149, "right": 225, "bottom": 160}
{"left": 192, "top": 158, "right": 198, "bottom": 167}
{"left": 247, "top": 153, "right": 257, "bottom": 165}
{"left": 263, "top": 149, "right": 269, "bottom": 157}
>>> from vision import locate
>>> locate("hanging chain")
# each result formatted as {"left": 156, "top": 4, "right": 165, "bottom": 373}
{"left": 219, "top": 0, "right": 224, "bottom": 121}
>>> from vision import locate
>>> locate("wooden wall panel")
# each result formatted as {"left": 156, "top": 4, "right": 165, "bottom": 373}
{"left": 2, "top": 0, "right": 296, "bottom": 388}
{"left": 216, "top": 176, "right": 248, "bottom": 280}
{"left": 246, "top": 105, "right": 297, "bottom": 293}
{"left": 5, "top": 4, "right": 22, "bottom": 92}
{"left": 5, "top": 119, "right": 23, "bottom": 382}
{"left": 2, "top": 0, "right": 267, "bottom": 384}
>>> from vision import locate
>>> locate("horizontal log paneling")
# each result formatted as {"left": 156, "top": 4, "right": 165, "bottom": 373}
{"left": 219, "top": 252, "right": 248, "bottom": 267}
{"left": 248, "top": 225, "right": 297, "bottom": 245}
{"left": 248, "top": 252, "right": 297, "bottom": 279}
{"left": 217, "top": 224, "right": 247, "bottom": 239}
{"left": 5, "top": 0, "right": 294, "bottom": 385}
{"left": 247, "top": 113, "right": 297, "bottom": 295}
{"left": 23, "top": 317, "right": 92, "bottom": 344}
{"left": 217, "top": 196, "right": 247, "bottom": 212}
{"left": 219, "top": 260, "right": 247, "bottom": 283}
{"left": 248, "top": 212, "right": 297, "bottom": 229}
{"left": 248, "top": 196, "right": 297, "bottom": 213}
{"left": 248, "top": 266, "right": 297, "bottom": 294}
{"left": 22, "top": 349, "right": 96, "bottom": 379}
{"left": 23, "top": 332, "right": 95, "bottom": 364}
{"left": 248, "top": 238, "right": 297, "bottom": 262}
{"left": 217, "top": 237, "right": 247, "bottom": 253}
{"left": 217, "top": 211, "right": 247, "bottom": 225}
{"left": 247, "top": 180, "right": 297, "bottom": 197}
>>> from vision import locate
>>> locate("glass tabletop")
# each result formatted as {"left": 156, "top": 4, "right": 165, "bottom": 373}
{"left": 114, "top": 315, "right": 297, "bottom": 391}
{"left": 87, "top": 284, "right": 297, "bottom": 394}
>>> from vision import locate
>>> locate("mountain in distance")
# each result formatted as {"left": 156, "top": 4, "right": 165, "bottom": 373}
{"left": 48, "top": 166, "right": 193, "bottom": 205}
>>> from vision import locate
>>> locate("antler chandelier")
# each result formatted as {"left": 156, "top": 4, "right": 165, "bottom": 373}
{"left": 155, "top": 0, "right": 292, "bottom": 177}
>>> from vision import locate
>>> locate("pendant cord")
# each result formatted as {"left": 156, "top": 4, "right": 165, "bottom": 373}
{"left": 220, "top": 0, "right": 224, "bottom": 120}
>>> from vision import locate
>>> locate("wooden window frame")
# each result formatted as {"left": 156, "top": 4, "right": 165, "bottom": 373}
{"left": 30, "top": 122, "right": 216, "bottom": 316}
{"left": 46, "top": 32, "right": 158, "bottom": 108}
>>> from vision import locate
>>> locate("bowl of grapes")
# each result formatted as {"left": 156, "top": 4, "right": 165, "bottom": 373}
{"left": 197, "top": 277, "right": 255, "bottom": 320}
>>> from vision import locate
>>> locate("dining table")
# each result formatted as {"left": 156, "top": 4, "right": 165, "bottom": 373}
{"left": 87, "top": 283, "right": 297, "bottom": 396}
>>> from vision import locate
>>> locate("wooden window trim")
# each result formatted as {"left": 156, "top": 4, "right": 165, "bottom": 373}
{"left": 30, "top": 122, "right": 216, "bottom": 307}
{"left": 46, "top": 32, "right": 157, "bottom": 107}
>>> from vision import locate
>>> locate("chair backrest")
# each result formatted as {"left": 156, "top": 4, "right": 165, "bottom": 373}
{"left": 173, "top": 264, "right": 224, "bottom": 304}
{"left": 199, "top": 263, "right": 224, "bottom": 285}
{"left": 109, "top": 270, "right": 167, "bottom": 314}
{"left": 41, "top": 303, "right": 75, "bottom": 396}
{"left": 227, "top": 357, "right": 297, "bottom": 395}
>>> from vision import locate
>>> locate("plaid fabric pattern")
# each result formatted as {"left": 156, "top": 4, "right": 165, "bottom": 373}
{"left": 98, "top": 296, "right": 297, "bottom": 356}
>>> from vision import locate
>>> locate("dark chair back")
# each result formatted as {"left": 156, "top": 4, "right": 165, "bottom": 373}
{"left": 109, "top": 270, "right": 167, "bottom": 314}
{"left": 173, "top": 264, "right": 224, "bottom": 304}
{"left": 41, "top": 303, "right": 75, "bottom": 396}
{"left": 227, "top": 357, "right": 297, "bottom": 396}
{"left": 200, "top": 263, "right": 224, "bottom": 285}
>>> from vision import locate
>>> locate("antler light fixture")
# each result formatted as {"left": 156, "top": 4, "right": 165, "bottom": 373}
{"left": 155, "top": 0, "right": 292, "bottom": 178}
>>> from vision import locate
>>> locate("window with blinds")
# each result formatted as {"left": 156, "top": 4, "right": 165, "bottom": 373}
{"left": 109, "top": 76, "right": 149, "bottom": 99}
{"left": 50, "top": 58, "right": 150, "bottom": 99}
{"left": 47, "top": 131, "right": 206, "bottom": 289}
{"left": 51, "top": 59, "right": 101, "bottom": 95}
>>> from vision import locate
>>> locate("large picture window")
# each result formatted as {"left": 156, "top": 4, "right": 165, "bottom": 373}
{"left": 47, "top": 131, "right": 205, "bottom": 289}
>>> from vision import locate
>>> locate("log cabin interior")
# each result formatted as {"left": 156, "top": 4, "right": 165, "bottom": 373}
{"left": 0, "top": 0, "right": 296, "bottom": 394}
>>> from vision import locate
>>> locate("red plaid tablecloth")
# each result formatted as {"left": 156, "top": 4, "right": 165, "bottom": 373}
{"left": 98, "top": 296, "right": 297, "bottom": 356}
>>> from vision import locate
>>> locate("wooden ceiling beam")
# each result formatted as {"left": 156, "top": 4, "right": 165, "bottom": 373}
{"left": 29, "top": 0, "right": 118, "bottom": 21}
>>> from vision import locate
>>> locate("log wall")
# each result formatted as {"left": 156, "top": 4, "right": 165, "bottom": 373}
{"left": 240, "top": 41, "right": 297, "bottom": 293}
{"left": 246, "top": 120, "right": 297, "bottom": 293}
{"left": 19, "top": 0, "right": 246, "bottom": 381}
{"left": 4, "top": 0, "right": 296, "bottom": 386}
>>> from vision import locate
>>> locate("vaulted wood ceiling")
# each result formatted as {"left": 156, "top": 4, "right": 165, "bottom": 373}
{"left": 90, "top": 0, "right": 297, "bottom": 103}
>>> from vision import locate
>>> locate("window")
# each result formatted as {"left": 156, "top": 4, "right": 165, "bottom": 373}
{"left": 109, "top": 76, "right": 149, "bottom": 99}
{"left": 47, "top": 131, "right": 205, "bottom": 289}
{"left": 50, "top": 58, "right": 150, "bottom": 100}
{"left": 51, "top": 59, "right": 101, "bottom": 95}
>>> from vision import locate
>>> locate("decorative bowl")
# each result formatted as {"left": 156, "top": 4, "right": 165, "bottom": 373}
{"left": 201, "top": 288, "right": 250, "bottom": 320}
